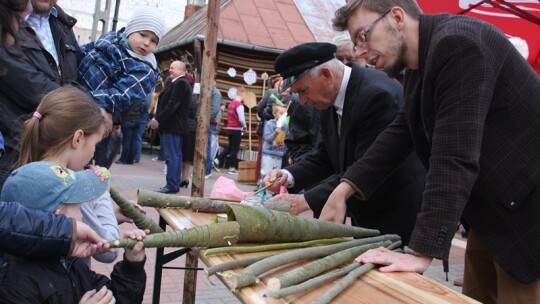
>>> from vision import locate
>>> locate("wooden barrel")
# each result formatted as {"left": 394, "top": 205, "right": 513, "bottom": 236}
{"left": 237, "top": 160, "right": 257, "bottom": 184}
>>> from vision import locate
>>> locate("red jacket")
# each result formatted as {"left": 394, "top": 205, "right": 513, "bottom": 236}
{"left": 226, "top": 99, "right": 243, "bottom": 129}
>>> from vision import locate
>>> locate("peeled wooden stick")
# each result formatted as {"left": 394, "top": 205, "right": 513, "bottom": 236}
{"left": 137, "top": 189, "right": 198, "bottom": 208}
{"left": 139, "top": 189, "right": 229, "bottom": 213}
{"left": 265, "top": 263, "right": 361, "bottom": 299}
{"left": 312, "top": 240, "right": 403, "bottom": 304}
{"left": 138, "top": 189, "right": 293, "bottom": 213}
{"left": 267, "top": 240, "right": 403, "bottom": 299}
{"left": 313, "top": 263, "right": 375, "bottom": 304}
{"left": 110, "top": 188, "right": 164, "bottom": 234}
{"left": 205, "top": 238, "right": 349, "bottom": 256}
{"left": 224, "top": 235, "right": 400, "bottom": 290}
{"left": 266, "top": 240, "right": 391, "bottom": 291}
{"left": 108, "top": 222, "right": 240, "bottom": 249}
{"left": 206, "top": 254, "right": 274, "bottom": 277}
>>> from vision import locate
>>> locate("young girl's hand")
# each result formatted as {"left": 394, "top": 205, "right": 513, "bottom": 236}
{"left": 123, "top": 229, "right": 147, "bottom": 262}
{"left": 85, "top": 165, "right": 111, "bottom": 191}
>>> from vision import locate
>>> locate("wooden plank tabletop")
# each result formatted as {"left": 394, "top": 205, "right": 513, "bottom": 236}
{"left": 159, "top": 208, "right": 479, "bottom": 304}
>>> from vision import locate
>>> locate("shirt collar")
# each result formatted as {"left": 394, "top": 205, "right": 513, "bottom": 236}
{"left": 171, "top": 75, "right": 184, "bottom": 82}
{"left": 25, "top": 6, "right": 58, "bottom": 22}
{"left": 333, "top": 65, "right": 351, "bottom": 117}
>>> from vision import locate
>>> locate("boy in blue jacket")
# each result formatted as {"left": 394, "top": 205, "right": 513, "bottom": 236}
{"left": 78, "top": 7, "right": 166, "bottom": 114}
{"left": 79, "top": 7, "right": 166, "bottom": 167}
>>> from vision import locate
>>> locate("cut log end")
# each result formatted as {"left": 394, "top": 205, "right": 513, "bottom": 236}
{"left": 225, "top": 273, "right": 258, "bottom": 290}
{"left": 223, "top": 273, "right": 239, "bottom": 290}
{"left": 267, "top": 278, "right": 281, "bottom": 291}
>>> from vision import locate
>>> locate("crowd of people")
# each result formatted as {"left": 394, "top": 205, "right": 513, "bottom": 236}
{"left": 0, "top": 0, "right": 159, "bottom": 302}
{"left": 1, "top": 0, "right": 539, "bottom": 303}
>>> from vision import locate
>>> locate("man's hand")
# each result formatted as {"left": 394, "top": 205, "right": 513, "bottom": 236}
{"left": 150, "top": 118, "right": 159, "bottom": 130}
{"left": 71, "top": 221, "right": 112, "bottom": 258}
{"left": 319, "top": 182, "right": 354, "bottom": 224}
{"left": 267, "top": 193, "right": 310, "bottom": 215}
{"left": 123, "top": 229, "right": 147, "bottom": 262}
{"left": 262, "top": 169, "right": 288, "bottom": 193}
{"left": 355, "top": 247, "right": 433, "bottom": 273}
{"left": 79, "top": 286, "right": 115, "bottom": 304}
{"left": 100, "top": 108, "right": 113, "bottom": 136}
{"left": 113, "top": 201, "right": 146, "bottom": 225}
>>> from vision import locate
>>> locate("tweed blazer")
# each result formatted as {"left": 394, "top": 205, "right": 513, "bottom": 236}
{"left": 286, "top": 64, "right": 426, "bottom": 245}
{"left": 341, "top": 14, "right": 540, "bottom": 283}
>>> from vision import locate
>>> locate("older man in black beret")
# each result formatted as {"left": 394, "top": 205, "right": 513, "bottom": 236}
{"left": 264, "top": 42, "right": 426, "bottom": 246}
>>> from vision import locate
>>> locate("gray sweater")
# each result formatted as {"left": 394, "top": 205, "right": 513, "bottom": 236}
{"left": 81, "top": 191, "right": 119, "bottom": 264}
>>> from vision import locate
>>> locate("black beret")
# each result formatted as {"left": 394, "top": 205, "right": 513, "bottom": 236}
{"left": 274, "top": 42, "right": 337, "bottom": 91}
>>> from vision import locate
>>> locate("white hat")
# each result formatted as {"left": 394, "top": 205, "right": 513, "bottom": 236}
{"left": 125, "top": 7, "right": 166, "bottom": 42}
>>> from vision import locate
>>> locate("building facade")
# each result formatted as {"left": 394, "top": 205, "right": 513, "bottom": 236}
{"left": 58, "top": 0, "right": 186, "bottom": 44}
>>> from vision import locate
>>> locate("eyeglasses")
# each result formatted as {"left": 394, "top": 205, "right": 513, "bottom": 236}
{"left": 353, "top": 9, "right": 391, "bottom": 52}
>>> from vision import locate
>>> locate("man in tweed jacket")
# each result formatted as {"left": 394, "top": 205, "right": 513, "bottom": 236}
{"left": 324, "top": 0, "right": 540, "bottom": 303}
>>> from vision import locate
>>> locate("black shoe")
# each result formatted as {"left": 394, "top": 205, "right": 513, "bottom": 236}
{"left": 155, "top": 187, "right": 179, "bottom": 194}
{"left": 180, "top": 180, "right": 190, "bottom": 188}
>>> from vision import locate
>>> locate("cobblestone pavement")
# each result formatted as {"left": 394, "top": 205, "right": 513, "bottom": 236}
{"left": 93, "top": 149, "right": 467, "bottom": 303}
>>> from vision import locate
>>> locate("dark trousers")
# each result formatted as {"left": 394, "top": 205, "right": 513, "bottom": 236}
{"left": 119, "top": 120, "right": 141, "bottom": 164}
{"left": 217, "top": 129, "right": 242, "bottom": 169}
{"left": 256, "top": 135, "right": 263, "bottom": 181}
{"left": 162, "top": 132, "right": 183, "bottom": 191}
{"left": 134, "top": 115, "right": 149, "bottom": 161}
{"left": 205, "top": 124, "right": 217, "bottom": 175}
{"left": 93, "top": 133, "right": 121, "bottom": 169}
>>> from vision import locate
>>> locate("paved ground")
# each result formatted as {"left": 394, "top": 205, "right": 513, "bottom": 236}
{"left": 92, "top": 148, "right": 468, "bottom": 303}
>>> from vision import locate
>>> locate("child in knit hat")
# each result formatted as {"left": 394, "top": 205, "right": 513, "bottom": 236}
{"left": 78, "top": 7, "right": 166, "bottom": 166}
{"left": 78, "top": 7, "right": 166, "bottom": 115}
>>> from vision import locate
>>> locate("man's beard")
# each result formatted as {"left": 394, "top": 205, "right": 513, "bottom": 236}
{"left": 384, "top": 42, "right": 407, "bottom": 78}
{"left": 31, "top": 0, "right": 57, "bottom": 14}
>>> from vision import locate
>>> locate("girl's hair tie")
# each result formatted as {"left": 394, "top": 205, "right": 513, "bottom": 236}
{"left": 32, "top": 111, "right": 42, "bottom": 120}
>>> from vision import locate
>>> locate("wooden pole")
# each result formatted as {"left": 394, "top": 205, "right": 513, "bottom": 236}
{"left": 182, "top": 251, "right": 199, "bottom": 304}
{"left": 192, "top": 0, "right": 220, "bottom": 198}
{"left": 184, "top": 1, "right": 220, "bottom": 303}
{"left": 248, "top": 107, "right": 252, "bottom": 160}
{"left": 261, "top": 72, "right": 268, "bottom": 97}
{"left": 243, "top": 92, "right": 257, "bottom": 161}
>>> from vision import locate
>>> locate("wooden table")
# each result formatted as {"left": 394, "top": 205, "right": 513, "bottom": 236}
{"left": 158, "top": 208, "right": 479, "bottom": 304}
